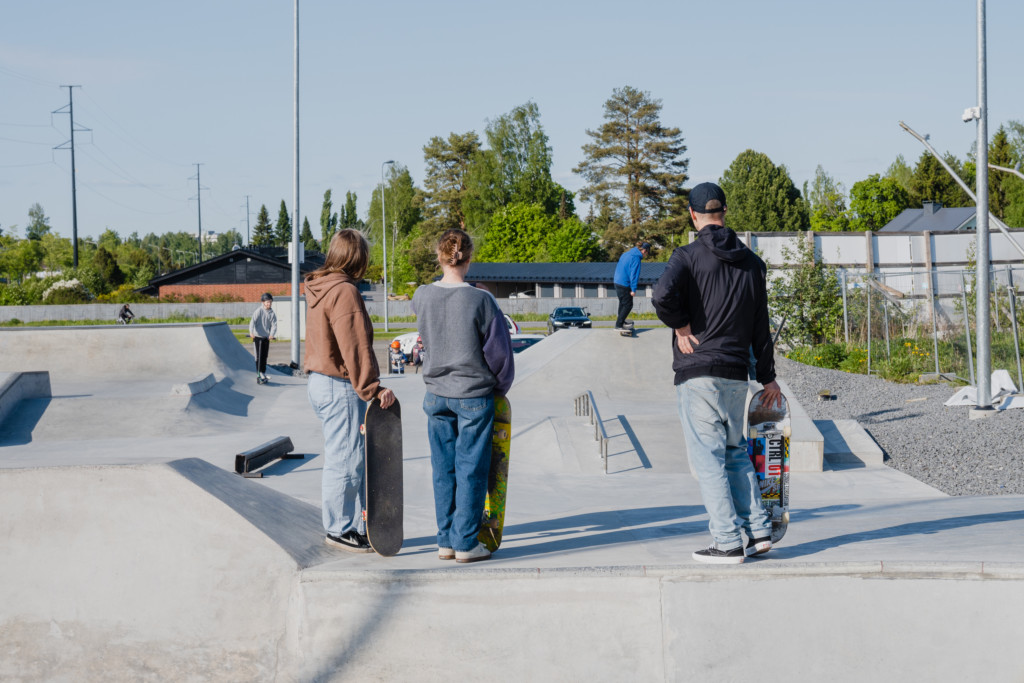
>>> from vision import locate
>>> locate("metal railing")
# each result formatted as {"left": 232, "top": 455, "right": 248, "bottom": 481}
{"left": 574, "top": 391, "right": 609, "bottom": 474}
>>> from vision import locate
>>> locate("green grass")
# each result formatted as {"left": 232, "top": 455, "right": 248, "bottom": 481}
{"left": 0, "top": 315, "right": 250, "bottom": 327}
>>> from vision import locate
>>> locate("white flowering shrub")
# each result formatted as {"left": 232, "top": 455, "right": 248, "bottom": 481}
{"left": 42, "top": 278, "right": 92, "bottom": 305}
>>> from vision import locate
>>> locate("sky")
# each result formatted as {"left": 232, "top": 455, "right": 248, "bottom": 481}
{"left": 2, "top": 0, "right": 1023, "bottom": 243}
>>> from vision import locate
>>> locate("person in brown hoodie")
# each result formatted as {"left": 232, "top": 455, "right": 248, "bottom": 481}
{"left": 305, "top": 229, "right": 395, "bottom": 553}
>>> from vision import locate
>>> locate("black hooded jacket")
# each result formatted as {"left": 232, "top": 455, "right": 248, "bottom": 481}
{"left": 652, "top": 224, "right": 776, "bottom": 386}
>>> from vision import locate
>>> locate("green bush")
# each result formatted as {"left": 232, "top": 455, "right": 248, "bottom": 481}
{"left": 838, "top": 348, "right": 868, "bottom": 373}
{"left": 786, "top": 343, "right": 847, "bottom": 370}
{"left": 42, "top": 279, "right": 92, "bottom": 304}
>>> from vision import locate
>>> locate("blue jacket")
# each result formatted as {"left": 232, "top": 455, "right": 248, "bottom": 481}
{"left": 614, "top": 247, "right": 644, "bottom": 292}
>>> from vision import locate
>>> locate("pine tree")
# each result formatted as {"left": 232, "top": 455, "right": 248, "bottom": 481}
{"left": 251, "top": 205, "right": 274, "bottom": 246}
{"left": 300, "top": 217, "right": 317, "bottom": 253}
{"left": 319, "top": 189, "right": 338, "bottom": 246}
{"left": 274, "top": 200, "right": 291, "bottom": 246}
{"left": 574, "top": 85, "right": 688, "bottom": 248}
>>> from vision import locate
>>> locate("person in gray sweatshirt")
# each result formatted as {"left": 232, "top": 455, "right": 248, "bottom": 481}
{"left": 412, "top": 228, "right": 514, "bottom": 564}
{"left": 249, "top": 292, "right": 277, "bottom": 384}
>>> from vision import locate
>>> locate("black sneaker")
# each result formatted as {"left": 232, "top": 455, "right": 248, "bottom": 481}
{"left": 692, "top": 544, "right": 745, "bottom": 565}
{"left": 745, "top": 536, "right": 772, "bottom": 557}
{"left": 325, "top": 531, "right": 374, "bottom": 553}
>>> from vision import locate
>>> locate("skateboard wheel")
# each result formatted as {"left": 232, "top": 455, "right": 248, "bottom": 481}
{"left": 359, "top": 423, "right": 365, "bottom": 435}
{"left": 782, "top": 425, "right": 792, "bottom": 438}
{"left": 748, "top": 428, "right": 757, "bottom": 440}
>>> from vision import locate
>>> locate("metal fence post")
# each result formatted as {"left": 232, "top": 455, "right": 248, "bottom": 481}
{"left": 930, "top": 266, "right": 940, "bottom": 374}
{"left": 1009, "top": 284, "right": 1023, "bottom": 391}
{"left": 866, "top": 274, "right": 873, "bottom": 375}
{"left": 961, "top": 271, "right": 976, "bottom": 386}
{"left": 841, "top": 269, "right": 849, "bottom": 345}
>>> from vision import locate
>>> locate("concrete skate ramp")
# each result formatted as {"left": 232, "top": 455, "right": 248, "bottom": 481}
{"left": 0, "top": 459, "right": 334, "bottom": 679}
{"left": 0, "top": 322, "right": 254, "bottom": 380}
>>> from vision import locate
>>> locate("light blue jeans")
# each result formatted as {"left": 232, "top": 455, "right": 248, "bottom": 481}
{"left": 423, "top": 392, "right": 494, "bottom": 552}
{"left": 677, "top": 376, "right": 770, "bottom": 550}
{"left": 308, "top": 372, "right": 367, "bottom": 537}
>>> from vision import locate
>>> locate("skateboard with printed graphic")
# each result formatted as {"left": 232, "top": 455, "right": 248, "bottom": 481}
{"left": 747, "top": 389, "right": 791, "bottom": 544}
{"left": 478, "top": 395, "right": 511, "bottom": 552}
{"left": 362, "top": 397, "right": 403, "bottom": 556}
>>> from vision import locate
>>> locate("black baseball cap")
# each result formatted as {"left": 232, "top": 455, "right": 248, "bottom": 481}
{"left": 640, "top": 242, "right": 651, "bottom": 252}
{"left": 689, "top": 182, "right": 727, "bottom": 213}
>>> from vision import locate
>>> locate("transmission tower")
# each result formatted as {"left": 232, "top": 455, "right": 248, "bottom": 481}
{"left": 189, "top": 164, "right": 207, "bottom": 262}
{"left": 53, "top": 85, "right": 89, "bottom": 268}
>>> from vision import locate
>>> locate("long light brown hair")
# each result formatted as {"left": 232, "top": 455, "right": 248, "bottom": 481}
{"left": 308, "top": 229, "right": 369, "bottom": 281}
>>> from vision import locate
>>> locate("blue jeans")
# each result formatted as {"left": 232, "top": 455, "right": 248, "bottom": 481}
{"left": 308, "top": 372, "right": 367, "bottom": 537}
{"left": 676, "top": 376, "right": 770, "bottom": 549}
{"left": 423, "top": 392, "right": 494, "bottom": 552}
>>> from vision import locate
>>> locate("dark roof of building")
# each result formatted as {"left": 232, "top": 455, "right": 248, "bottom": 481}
{"left": 465, "top": 262, "right": 668, "bottom": 285}
{"left": 879, "top": 203, "right": 977, "bottom": 233}
{"left": 144, "top": 247, "right": 324, "bottom": 288}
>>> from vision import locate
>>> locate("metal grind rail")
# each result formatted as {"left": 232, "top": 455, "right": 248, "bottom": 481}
{"left": 574, "top": 391, "right": 609, "bottom": 474}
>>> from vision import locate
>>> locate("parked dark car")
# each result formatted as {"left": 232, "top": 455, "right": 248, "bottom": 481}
{"left": 547, "top": 306, "right": 591, "bottom": 334}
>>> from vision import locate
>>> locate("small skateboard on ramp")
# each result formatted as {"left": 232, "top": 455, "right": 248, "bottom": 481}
{"left": 746, "top": 389, "right": 791, "bottom": 544}
{"left": 362, "top": 397, "right": 403, "bottom": 556}
{"left": 478, "top": 394, "right": 511, "bottom": 552}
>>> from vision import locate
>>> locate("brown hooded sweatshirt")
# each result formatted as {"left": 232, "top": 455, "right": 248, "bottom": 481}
{"left": 303, "top": 272, "right": 381, "bottom": 401}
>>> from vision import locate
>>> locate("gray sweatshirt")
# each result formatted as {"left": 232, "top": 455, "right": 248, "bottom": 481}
{"left": 249, "top": 306, "right": 277, "bottom": 339}
{"left": 412, "top": 282, "right": 514, "bottom": 398}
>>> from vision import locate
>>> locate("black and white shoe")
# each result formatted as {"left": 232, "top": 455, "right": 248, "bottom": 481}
{"left": 745, "top": 536, "right": 772, "bottom": 557}
{"left": 692, "top": 544, "right": 745, "bottom": 565}
{"left": 325, "top": 531, "right": 374, "bottom": 553}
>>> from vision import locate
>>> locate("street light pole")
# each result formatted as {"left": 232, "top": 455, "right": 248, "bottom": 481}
{"left": 973, "top": 0, "right": 994, "bottom": 415}
{"left": 381, "top": 160, "right": 394, "bottom": 333}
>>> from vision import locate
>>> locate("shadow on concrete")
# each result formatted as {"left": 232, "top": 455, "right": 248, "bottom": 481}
{"left": 0, "top": 397, "right": 51, "bottom": 446}
{"left": 258, "top": 453, "right": 314, "bottom": 477}
{"left": 776, "top": 507, "right": 1024, "bottom": 559}
{"left": 167, "top": 457, "right": 335, "bottom": 569}
{"left": 187, "top": 378, "right": 254, "bottom": 417}
{"left": 489, "top": 505, "right": 706, "bottom": 559}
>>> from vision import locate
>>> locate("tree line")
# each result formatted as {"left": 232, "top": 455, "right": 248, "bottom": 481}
{"left": 3, "top": 84, "right": 1023, "bottom": 303}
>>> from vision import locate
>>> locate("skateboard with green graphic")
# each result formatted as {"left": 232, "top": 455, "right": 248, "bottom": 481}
{"left": 478, "top": 395, "right": 511, "bottom": 552}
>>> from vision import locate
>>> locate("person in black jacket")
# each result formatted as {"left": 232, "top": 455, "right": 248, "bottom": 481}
{"left": 652, "top": 182, "right": 782, "bottom": 565}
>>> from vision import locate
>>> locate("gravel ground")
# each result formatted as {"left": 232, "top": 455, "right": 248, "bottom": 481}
{"left": 776, "top": 355, "right": 1024, "bottom": 496}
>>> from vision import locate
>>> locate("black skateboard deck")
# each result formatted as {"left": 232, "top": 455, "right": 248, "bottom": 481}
{"left": 363, "top": 397, "right": 403, "bottom": 556}
{"left": 746, "top": 389, "right": 791, "bottom": 544}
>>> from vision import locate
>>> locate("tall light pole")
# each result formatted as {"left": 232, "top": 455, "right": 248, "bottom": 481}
{"left": 381, "top": 160, "right": 394, "bottom": 332}
{"left": 973, "top": 0, "right": 994, "bottom": 416}
{"left": 290, "top": 0, "right": 301, "bottom": 368}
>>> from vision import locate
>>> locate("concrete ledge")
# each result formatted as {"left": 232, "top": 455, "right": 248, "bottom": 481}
{"left": 817, "top": 419, "right": 885, "bottom": 466}
{"left": 171, "top": 372, "right": 217, "bottom": 396}
{"left": 775, "top": 378, "right": 825, "bottom": 471}
{"left": 0, "top": 371, "right": 51, "bottom": 426}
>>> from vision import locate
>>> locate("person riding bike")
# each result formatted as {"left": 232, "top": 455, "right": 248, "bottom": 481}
{"left": 117, "top": 303, "right": 135, "bottom": 325}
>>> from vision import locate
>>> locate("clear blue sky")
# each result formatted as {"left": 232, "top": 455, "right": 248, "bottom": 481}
{"left": 2, "top": 0, "right": 1022, "bottom": 242}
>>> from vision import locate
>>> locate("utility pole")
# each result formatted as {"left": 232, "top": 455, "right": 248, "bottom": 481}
{"left": 190, "top": 164, "right": 206, "bottom": 262}
{"left": 53, "top": 85, "right": 87, "bottom": 268}
{"left": 243, "top": 195, "right": 251, "bottom": 245}
{"left": 290, "top": 0, "right": 301, "bottom": 367}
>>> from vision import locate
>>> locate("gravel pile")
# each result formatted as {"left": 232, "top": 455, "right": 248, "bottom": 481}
{"left": 776, "top": 355, "right": 1024, "bottom": 496}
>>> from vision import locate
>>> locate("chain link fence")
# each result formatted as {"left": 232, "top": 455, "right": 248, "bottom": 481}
{"left": 828, "top": 267, "right": 1024, "bottom": 385}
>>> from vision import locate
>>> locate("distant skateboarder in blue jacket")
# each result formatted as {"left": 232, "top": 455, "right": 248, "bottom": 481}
{"left": 613, "top": 241, "right": 650, "bottom": 330}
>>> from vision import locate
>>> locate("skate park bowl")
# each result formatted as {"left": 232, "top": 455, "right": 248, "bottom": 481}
{"left": 1, "top": 325, "right": 1024, "bottom": 680}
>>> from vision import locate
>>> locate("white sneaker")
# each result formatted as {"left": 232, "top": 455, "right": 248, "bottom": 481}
{"left": 438, "top": 547, "right": 455, "bottom": 561}
{"left": 455, "top": 542, "right": 491, "bottom": 564}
